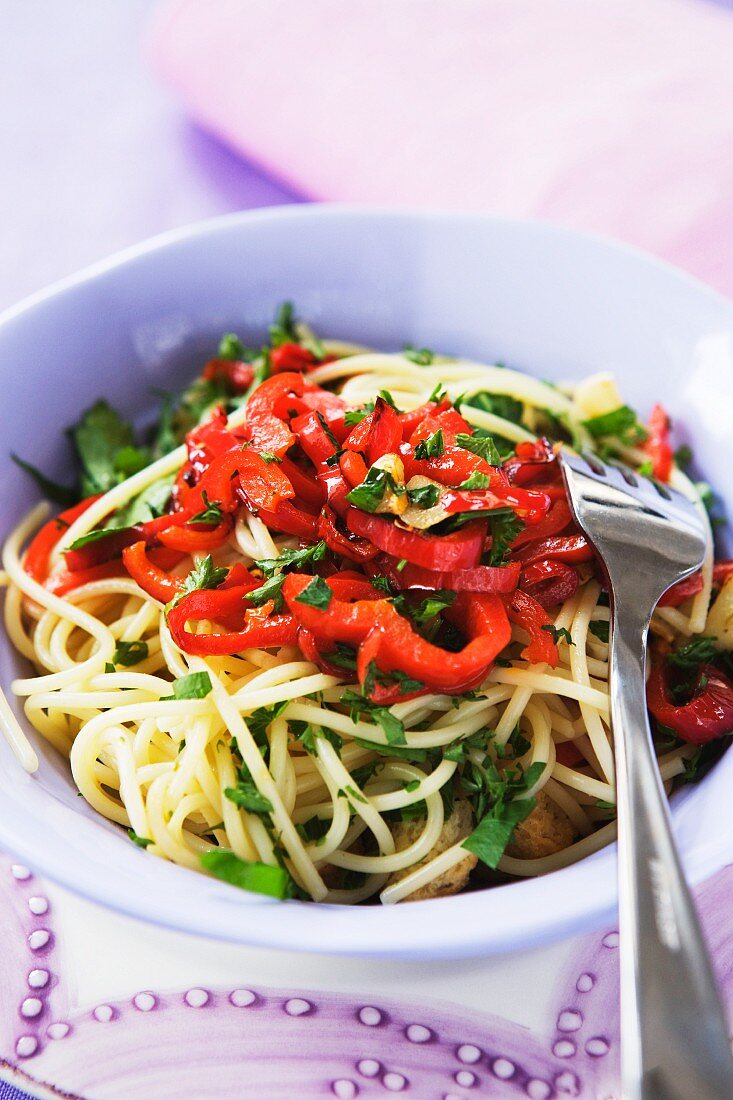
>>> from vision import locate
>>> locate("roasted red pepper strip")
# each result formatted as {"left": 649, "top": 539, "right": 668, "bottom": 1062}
{"left": 46, "top": 560, "right": 127, "bottom": 596}
{"left": 398, "top": 398, "right": 451, "bottom": 440}
{"left": 714, "top": 561, "right": 733, "bottom": 587}
{"left": 269, "top": 343, "right": 318, "bottom": 373}
{"left": 244, "top": 372, "right": 306, "bottom": 458}
{"left": 202, "top": 358, "right": 254, "bottom": 393}
{"left": 658, "top": 571, "right": 704, "bottom": 608}
{"left": 23, "top": 495, "right": 102, "bottom": 584}
{"left": 520, "top": 559, "right": 579, "bottom": 609}
{"left": 441, "top": 488, "right": 511, "bottom": 515}
{"left": 339, "top": 450, "right": 368, "bottom": 488}
{"left": 122, "top": 541, "right": 184, "bottom": 603}
{"left": 279, "top": 456, "right": 325, "bottom": 509}
{"left": 293, "top": 408, "right": 351, "bottom": 514}
{"left": 380, "top": 557, "right": 521, "bottom": 594}
{"left": 283, "top": 574, "right": 511, "bottom": 695}
{"left": 643, "top": 404, "right": 673, "bottom": 483}
{"left": 511, "top": 499, "right": 572, "bottom": 547}
{"left": 168, "top": 586, "right": 298, "bottom": 656}
{"left": 346, "top": 508, "right": 484, "bottom": 570}
{"left": 507, "top": 589, "right": 559, "bottom": 667}
{"left": 515, "top": 534, "right": 594, "bottom": 567}
{"left": 503, "top": 438, "right": 557, "bottom": 486}
{"left": 343, "top": 397, "right": 402, "bottom": 464}
{"left": 318, "top": 506, "right": 379, "bottom": 562}
{"left": 647, "top": 661, "right": 733, "bottom": 745}
{"left": 409, "top": 406, "right": 473, "bottom": 447}
{"left": 255, "top": 502, "right": 319, "bottom": 540}
{"left": 157, "top": 515, "right": 234, "bottom": 553}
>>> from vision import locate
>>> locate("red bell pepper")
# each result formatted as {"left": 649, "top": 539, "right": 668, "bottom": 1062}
{"left": 520, "top": 559, "right": 579, "bottom": 609}
{"left": 122, "top": 541, "right": 184, "bottom": 603}
{"left": 343, "top": 397, "right": 402, "bottom": 464}
{"left": 244, "top": 372, "right": 305, "bottom": 458}
{"left": 713, "top": 561, "right": 733, "bottom": 587}
{"left": 292, "top": 408, "right": 351, "bottom": 514}
{"left": 269, "top": 343, "right": 318, "bottom": 373}
{"left": 283, "top": 574, "right": 511, "bottom": 696}
{"left": 46, "top": 560, "right": 127, "bottom": 596}
{"left": 507, "top": 589, "right": 559, "bottom": 667}
{"left": 511, "top": 499, "right": 572, "bottom": 547}
{"left": 380, "top": 557, "right": 521, "bottom": 595}
{"left": 157, "top": 514, "right": 234, "bottom": 553}
{"left": 503, "top": 438, "right": 557, "bottom": 486}
{"left": 23, "top": 495, "right": 102, "bottom": 584}
{"left": 658, "top": 571, "right": 704, "bottom": 608}
{"left": 346, "top": 509, "right": 484, "bottom": 571}
{"left": 339, "top": 450, "right": 368, "bottom": 488}
{"left": 398, "top": 397, "right": 451, "bottom": 440}
{"left": 409, "top": 406, "right": 473, "bottom": 448}
{"left": 279, "top": 456, "right": 325, "bottom": 509}
{"left": 168, "top": 585, "right": 298, "bottom": 656}
{"left": 318, "top": 506, "right": 379, "bottom": 562}
{"left": 255, "top": 501, "right": 319, "bottom": 540}
{"left": 647, "top": 660, "right": 733, "bottom": 745}
{"left": 515, "top": 534, "right": 594, "bottom": 567}
{"left": 643, "top": 404, "right": 673, "bottom": 483}
{"left": 202, "top": 358, "right": 255, "bottom": 393}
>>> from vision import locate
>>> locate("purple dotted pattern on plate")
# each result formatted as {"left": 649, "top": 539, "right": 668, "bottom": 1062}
{"left": 3, "top": 857, "right": 733, "bottom": 1099}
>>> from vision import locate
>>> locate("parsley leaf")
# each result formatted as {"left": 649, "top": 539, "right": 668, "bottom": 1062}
{"left": 341, "top": 690, "right": 407, "bottom": 745}
{"left": 465, "top": 393, "right": 523, "bottom": 424}
{"left": 589, "top": 621, "right": 609, "bottom": 643}
{"left": 10, "top": 454, "right": 77, "bottom": 507}
{"left": 406, "top": 483, "right": 440, "bottom": 508}
{"left": 218, "top": 333, "right": 248, "bottom": 360}
{"left": 346, "top": 467, "right": 404, "bottom": 513}
{"left": 344, "top": 402, "right": 375, "bottom": 428}
{"left": 297, "top": 724, "right": 343, "bottom": 756}
{"left": 582, "top": 405, "right": 647, "bottom": 442}
{"left": 224, "top": 777, "right": 274, "bottom": 815}
{"left": 486, "top": 512, "right": 524, "bottom": 565}
{"left": 269, "top": 301, "right": 299, "bottom": 346}
{"left": 461, "top": 760, "right": 544, "bottom": 868}
{"left": 667, "top": 637, "right": 718, "bottom": 673}
{"left": 455, "top": 433, "right": 502, "bottom": 466}
{"left": 188, "top": 491, "right": 223, "bottom": 526}
{"left": 200, "top": 849, "right": 292, "bottom": 899}
{"left": 254, "top": 541, "right": 327, "bottom": 578}
{"left": 183, "top": 555, "right": 228, "bottom": 597}
{"left": 674, "top": 444, "right": 693, "bottom": 472}
{"left": 459, "top": 471, "right": 490, "bottom": 491}
{"left": 162, "top": 671, "right": 212, "bottom": 700}
{"left": 128, "top": 829, "right": 153, "bottom": 848}
{"left": 112, "top": 640, "right": 149, "bottom": 667}
{"left": 294, "top": 575, "right": 333, "bottom": 610}
{"left": 71, "top": 400, "right": 146, "bottom": 496}
{"left": 354, "top": 738, "right": 429, "bottom": 762}
{"left": 403, "top": 344, "right": 435, "bottom": 365}
{"left": 414, "top": 430, "right": 445, "bottom": 460}
{"left": 107, "top": 475, "right": 174, "bottom": 529}
{"left": 245, "top": 573, "right": 286, "bottom": 611}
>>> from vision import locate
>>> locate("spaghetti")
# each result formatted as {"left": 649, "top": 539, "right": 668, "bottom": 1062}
{"left": 2, "top": 305, "right": 731, "bottom": 905}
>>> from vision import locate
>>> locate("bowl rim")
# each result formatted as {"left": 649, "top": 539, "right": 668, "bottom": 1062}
{"left": 1, "top": 202, "right": 732, "bottom": 959}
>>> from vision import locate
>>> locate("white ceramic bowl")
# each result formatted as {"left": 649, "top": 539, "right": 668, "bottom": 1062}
{"left": 1, "top": 206, "right": 731, "bottom": 958}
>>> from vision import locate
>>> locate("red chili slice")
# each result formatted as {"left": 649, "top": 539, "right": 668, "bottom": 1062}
{"left": 346, "top": 509, "right": 484, "bottom": 571}
{"left": 647, "top": 660, "right": 733, "bottom": 745}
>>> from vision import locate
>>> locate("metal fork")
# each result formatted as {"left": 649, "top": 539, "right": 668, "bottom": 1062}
{"left": 559, "top": 450, "right": 733, "bottom": 1100}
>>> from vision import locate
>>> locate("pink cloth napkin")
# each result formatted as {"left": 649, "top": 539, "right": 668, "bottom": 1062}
{"left": 148, "top": 0, "right": 733, "bottom": 298}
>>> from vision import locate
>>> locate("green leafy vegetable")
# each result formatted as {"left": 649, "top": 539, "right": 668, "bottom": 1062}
{"left": 456, "top": 433, "right": 502, "bottom": 466}
{"left": 354, "top": 738, "right": 428, "bottom": 762}
{"left": 667, "top": 637, "right": 718, "bottom": 673}
{"left": 71, "top": 400, "right": 143, "bottom": 496}
{"left": 346, "top": 467, "right": 404, "bottom": 513}
{"left": 67, "top": 526, "right": 123, "bottom": 550}
{"left": 341, "top": 690, "right": 407, "bottom": 745}
{"left": 112, "top": 640, "right": 149, "bottom": 667}
{"left": 163, "top": 671, "right": 212, "bottom": 700}
{"left": 589, "top": 621, "right": 609, "bottom": 643}
{"left": 188, "top": 491, "right": 224, "bottom": 526}
{"left": 403, "top": 344, "right": 434, "bottom": 365}
{"left": 486, "top": 512, "right": 524, "bottom": 565}
{"left": 294, "top": 575, "right": 333, "bottom": 610}
{"left": 414, "top": 430, "right": 445, "bottom": 460}
{"left": 218, "top": 332, "right": 248, "bottom": 360}
{"left": 297, "top": 724, "right": 343, "bottom": 756}
{"left": 128, "top": 829, "right": 153, "bottom": 848}
{"left": 224, "top": 777, "right": 274, "bottom": 815}
{"left": 177, "top": 555, "right": 228, "bottom": 602}
{"left": 406, "top": 483, "right": 440, "bottom": 508}
{"left": 254, "top": 540, "right": 327, "bottom": 578}
{"left": 465, "top": 392, "right": 523, "bottom": 424}
{"left": 245, "top": 573, "right": 286, "bottom": 612}
{"left": 11, "top": 454, "right": 77, "bottom": 506}
{"left": 107, "top": 475, "right": 174, "bottom": 529}
{"left": 461, "top": 760, "right": 545, "bottom": 868}
{"left": 260, "top": 451, "right": 280, "bottom": 464}
{"left": 344, "top": 402, "right": 375, "bottom": 428}
{"left": 459, "top": 471, "right": 490, "bottom": 491}
{"left": 200, "top": 849, "right": 292, "bottom": 899}
{"left": 674, "top": 444, "right": 693, "bottom": 472}
{"left": 582, "top": 405, "right": 647, "bottom": 442}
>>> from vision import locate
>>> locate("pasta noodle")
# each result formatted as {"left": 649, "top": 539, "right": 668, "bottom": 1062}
{"left": 1, "top": 316, "right": 727, "bottom": 906}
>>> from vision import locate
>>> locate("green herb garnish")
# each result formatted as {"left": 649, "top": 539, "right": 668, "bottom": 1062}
{"left": 200, "top": 849, "right": 292, "bottom": 899}
{"left": 414, "top": 430, "right": 445, "bottom": 460}
{"left": 294, "top": 575, "right": 333, "bottom": 610}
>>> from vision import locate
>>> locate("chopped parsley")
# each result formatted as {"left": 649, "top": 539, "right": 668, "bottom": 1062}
{"left": 346, "top": 466, "right": 404, "bottom": 513}
{"left": 465, "top": 392, "right": 523, "bottom": 425}
{"left": 224, "top": 774, "right": 274, "bottom": 815}
{"left": 589, "top": 621, "right": 609, "bottom": 643}
{"left": 667, "top": 637, "right": 718, "bottom": 673}
{"left": 297, "top": 724, "right": 343, "bottom": 756}
{"left": 354, "top": 738, "right": 429, "bottom": 763}
{"left": 486, "top": 511, "right": 524, "bottom": 565}
{"left": 128, "top": 830, "right": 153, "bottom": 848}
{"left": 162, "top": 671, "right": 212, "bottom": 700}
{"left": 461, "top": 760, "right": 544, "bottom": 868}
{"left": 254, "top": 541, "right": 327, "bottom": 578}
{"left": 111, "top": 640, "right": 149, "bottom": 667}
{"left": 245, "top": 573, "right": 286, "bottom": 611}
{"left": 414, "top": 430, "right": 445, "bottom": 460}
{"left": 260, "top": 451, "right": 280, "bottom": 464}
{"left": 403, "top": 344, "right": 435, "bottom": 365}
{"left": 674, "top": 444, "right": 693, "bottom": 472}
{"left": 341, "top": 690, "right": 407, "bottom": 745}
{"left": 541, "top": 625, "right": 574, "bottom": 646}
{"left": 179, "top": 555, "right": 228, "bottom": 600}
{"left": 459, "top": 471, "right": 490, "bottom": 491}
{"left": 344, "top": 401, "right": 375, "bottom": 428}
{"left": 294, "top": 575, "right": 333, "bottom": 610}
{"left": 218, "top": 332, "right": 248, "bottom": 360}
{"left": 188, "top": 491, "right": 224, "bottom": 526}
{"left": 406, "top": 483, "right": 440, "bottom": 508}
{"left": 582, "top": 405, "right": 647, "bottom": 443}
{"left": 455, "top": 433, "right": 502, "bottom": 466}
{"left": 200, "top": 849, "right": 292, "bottom": 899}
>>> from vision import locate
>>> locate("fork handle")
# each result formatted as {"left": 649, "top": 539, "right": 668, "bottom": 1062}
{"left": 611, "top": 597, "right": 733, "bottom": 1100}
